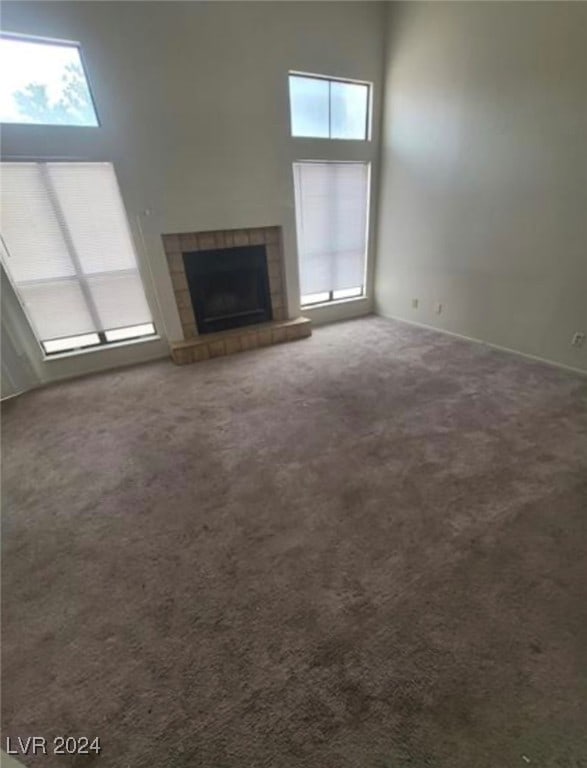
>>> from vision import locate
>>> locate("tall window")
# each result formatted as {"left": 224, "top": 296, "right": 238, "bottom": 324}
{"left": 0, "top": 162, "right": 155, "bottom": 355}
{"left": 0, "top": 34, "right": 99, "bottom": 127}
{"left": 293, "top": 162, "right": 369, "bottom": 307}
{"left": 289, "top": 73, "right": 370, "bottom": 140}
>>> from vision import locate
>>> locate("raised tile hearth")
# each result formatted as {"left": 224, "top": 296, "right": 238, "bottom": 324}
{"left": 170, "top": 316, "right": 311, "bottom": 365}
{"left": 162, "top": 226, "right": 312, "bottom": 364}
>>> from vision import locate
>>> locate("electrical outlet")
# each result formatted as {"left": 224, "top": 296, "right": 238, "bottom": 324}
{"left": 571, "top": 332, "right": 585, "bottom": 348}
{"left": 411, "top": 298, "right": 419, "bottom": 309}
{"left": 435, "top": 303, "right": 443, "bottom": 315}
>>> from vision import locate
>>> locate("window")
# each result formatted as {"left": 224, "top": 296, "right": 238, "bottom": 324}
{"left": 0, "top": 162, "right": 155, "bottom": 355}
{"left": 289, "top": 73, "right": 370, "bottom": 140}
{"left": 0, "top": 33, "right": 98, "bottom": 126}
{"left": 293, "top": 162, "right": 369, "bottom": 306}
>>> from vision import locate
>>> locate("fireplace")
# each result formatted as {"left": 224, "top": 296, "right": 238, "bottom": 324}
{"left": 183, "top": 245, "right": 272, "bottom": 334}
{"left": 162, "top": 227, "right": 311, "bottom": 364}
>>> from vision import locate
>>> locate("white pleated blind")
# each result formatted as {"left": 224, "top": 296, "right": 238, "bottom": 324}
{"left": 0, "top": 164, "right": 75, "bottom": 282}
{"left": 47, "top": 164, "right": 138, "bottom": 274}
{"left": 0, "top": 162, "right": 153, "bottom": 348}
{"left": 293, "top": 162, "right": 369, "bottom": 296}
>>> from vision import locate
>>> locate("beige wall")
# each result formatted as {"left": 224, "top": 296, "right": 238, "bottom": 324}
{"left": 0, "top": 750, "right": 26, "bottom": 768}
{"left": 1, "top": 1, "right": 385, "bottom": 391}
{"left": 376, "top": 2, "right": 587, "bottom": 371}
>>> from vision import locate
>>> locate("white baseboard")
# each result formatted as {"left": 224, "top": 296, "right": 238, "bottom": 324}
{"left": 376, "top": 312, "right": 587, "bottom": 377}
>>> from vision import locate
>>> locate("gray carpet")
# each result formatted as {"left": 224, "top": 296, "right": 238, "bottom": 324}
{"left": 2, "top": 316, "right": 587, "bottom": 768}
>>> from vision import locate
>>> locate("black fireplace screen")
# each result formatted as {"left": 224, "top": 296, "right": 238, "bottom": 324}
{"left": 183, "top": 245, "right": 272, "bottom": 334}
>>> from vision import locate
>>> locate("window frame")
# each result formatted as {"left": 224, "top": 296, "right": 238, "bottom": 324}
{"left": 288, "top": 71, "right": 372, "bottom": 142}
{"left": 39, "top": 324, "right": 157, "bottom": 357}
{"left": 293, "top": 159, "right": 371, "bottom": 309}
{"left": 301, "top": 287, "right": 366, "bottom": 309}
{"left": 0, "top": 31, "right": 101, "bottom": 128}
{"left": 0, "top": 160, "right": 157, "bottom": 359}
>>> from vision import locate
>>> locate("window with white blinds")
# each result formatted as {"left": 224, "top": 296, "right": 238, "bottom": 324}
{"left": 293, "top": 161, "right": 369, "bottom": 305}
{"left": 0, "top": 162, "right": 155, "bottom": 355}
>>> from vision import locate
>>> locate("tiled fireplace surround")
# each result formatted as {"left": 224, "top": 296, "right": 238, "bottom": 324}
{"left": 162, "top": 226, "right": 311, "bottom": 365}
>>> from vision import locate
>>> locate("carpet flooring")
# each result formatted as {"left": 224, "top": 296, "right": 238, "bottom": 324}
{"left": 2, "top": 316, "right": 587, "bottom": 768}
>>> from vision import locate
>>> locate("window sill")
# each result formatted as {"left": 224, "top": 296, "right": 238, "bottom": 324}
{"left": 290, "top": 135, "right": 372, "bottom": 142}
{"left": 42, "top": 334, "right": 161, "bottom": 362}
{"left": 301, "top": 295, "right": 368, "bottom": 311}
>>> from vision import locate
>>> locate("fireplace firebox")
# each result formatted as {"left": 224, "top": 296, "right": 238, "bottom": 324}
{"left": 183, "top": 245, "right": 273, "bottom": 334}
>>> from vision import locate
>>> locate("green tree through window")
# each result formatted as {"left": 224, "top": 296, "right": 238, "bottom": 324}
{"left": 13, "top": 62, "right": 96, "bottom": 126}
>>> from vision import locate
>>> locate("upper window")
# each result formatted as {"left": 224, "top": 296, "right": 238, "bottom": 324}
{"left": 289, "top": 73, "right": 370, "bottom": 140}
{"left": 0, "top": 163, "right": 155, "bottom": 355}
{"left": 0, "top": 33, "right": 98, "bottom": 126}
